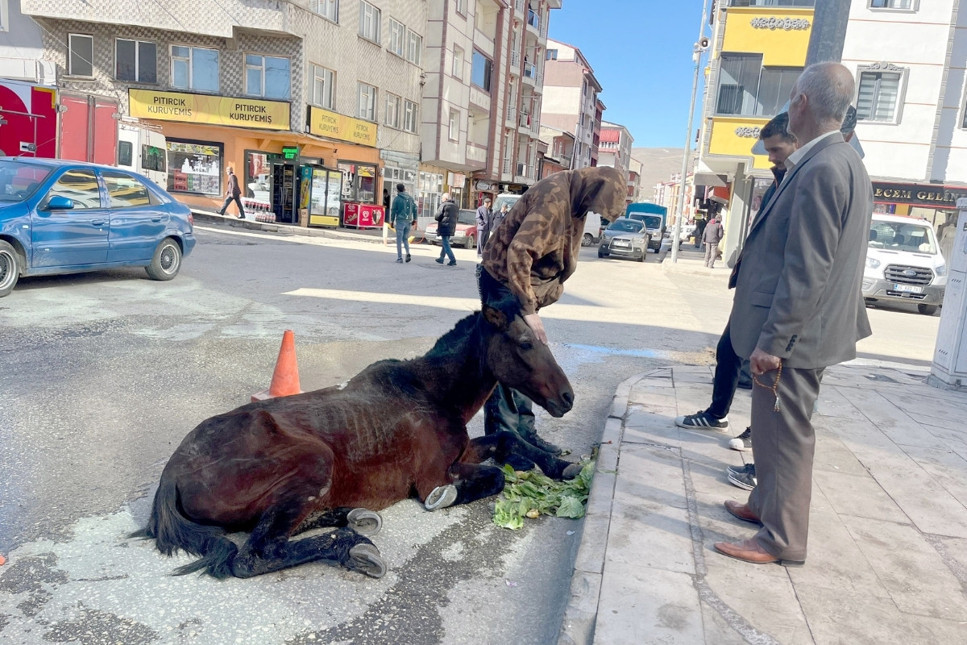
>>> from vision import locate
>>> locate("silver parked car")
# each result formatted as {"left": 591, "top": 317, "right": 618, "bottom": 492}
{"left": 598, "top": 218, "right": 650, "bottom": 262}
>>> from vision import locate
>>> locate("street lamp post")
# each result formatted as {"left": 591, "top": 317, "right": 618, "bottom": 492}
{"left": 670, "top": 0, "right": 712, "bottom": 263}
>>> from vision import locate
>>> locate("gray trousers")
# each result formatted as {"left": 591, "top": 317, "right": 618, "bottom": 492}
{"left": 704, "top": 242, "right": 717, "bottom": 267}
{"left": 746, "top": 365, "right": 824, "bottom": 562}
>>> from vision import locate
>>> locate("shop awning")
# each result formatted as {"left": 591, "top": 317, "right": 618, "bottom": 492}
{"left": 708, "top": 185, "right": 730, "bottom": 204}
{"left": 694, "top": 160, "right": 727, "bottom": 187}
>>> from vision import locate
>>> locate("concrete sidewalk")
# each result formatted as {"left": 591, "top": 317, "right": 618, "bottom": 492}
{"left": 560, "top": 361, "right": 967, "bottom": 644}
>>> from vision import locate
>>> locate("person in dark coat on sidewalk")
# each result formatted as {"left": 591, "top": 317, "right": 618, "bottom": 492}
{"left": 218, "top": 168, "right": 245, "bottom": 219}
{"left": 475, "top": 197, "right": 492, "bottom": 257}
{"left": 435, "top": 193, "right": 459, "bottom": 266}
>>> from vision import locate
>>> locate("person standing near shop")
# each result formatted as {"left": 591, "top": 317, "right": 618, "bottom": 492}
{"left": 390, "top": 183, "right": 417, "bottom": 263}
{"left": 218, "top": 168, "right": 245, "bottom": 219}
{"left": 475, "top": 197, "right": 492, "bottom": 258}
{"left": 479, "top": 166, "right": 626, "bottom": 458}
{"left": 703, "top": 214, "right": 724, "bottom": 268}
{"left": 434, "top": 193, "right": 458, "bottom": 266}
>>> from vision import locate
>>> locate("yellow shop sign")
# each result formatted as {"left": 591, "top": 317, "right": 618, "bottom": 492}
{"left": 708, "top": 116, "right": 772, "bottom": 170}
{"left": 308, "top": 106, "right": 378, "bottom": 147}
{"left": 128, "top": 89, "right": 290, "bottom": 131}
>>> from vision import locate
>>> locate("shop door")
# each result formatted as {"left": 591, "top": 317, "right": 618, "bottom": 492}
{"left": 272, "top": 163, "right": 297, "bottom": 224}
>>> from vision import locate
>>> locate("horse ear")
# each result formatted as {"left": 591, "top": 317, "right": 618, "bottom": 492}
{"left": 482, "top": 305, "right": 509, "bottom": 331}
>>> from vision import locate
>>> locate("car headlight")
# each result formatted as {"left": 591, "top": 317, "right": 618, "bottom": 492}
{"left": 936, "top": 263, "right": 946, "bottom": 276}
{"left": 866, "top": 257, "right": 881, "bottom": 270}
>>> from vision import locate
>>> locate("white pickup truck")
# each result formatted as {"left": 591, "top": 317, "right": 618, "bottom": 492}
{"left": 863, "top": 213, "right": 946, "bottom": 315}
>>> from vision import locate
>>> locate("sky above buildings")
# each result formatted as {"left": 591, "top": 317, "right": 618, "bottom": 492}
{"left": 549, "top": 0, "right": 711, "bottom": 149}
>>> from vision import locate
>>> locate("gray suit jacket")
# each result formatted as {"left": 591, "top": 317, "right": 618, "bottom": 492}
{"left": 729, "top": 132, "right": 873, "bottom": 370}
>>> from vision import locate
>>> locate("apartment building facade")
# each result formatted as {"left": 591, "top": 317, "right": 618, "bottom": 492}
{"left": 15, "top": 0, "right": 427, "bottom": 226}
{"left": 842, "top": 0, "right": 967, "bottom": 246}
{"left": 539, "top": 38, "right": 602, "bottom": 169}
{"left": 697, "top": 0, "right": 816, "bottom": 259}
{"left": 597, "top": 121, "right": 633, "bottom": 180}
{"left": 422, "top": 0, "right": 560, "bottom": 210}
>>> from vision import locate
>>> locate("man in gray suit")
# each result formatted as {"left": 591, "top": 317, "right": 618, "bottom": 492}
{"left": 714, "top": 62, "right": 873, "bottom": 566}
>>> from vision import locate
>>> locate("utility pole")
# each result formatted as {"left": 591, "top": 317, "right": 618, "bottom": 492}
{"left": 670, "top": 0, "right": 711, "bottom": 263}
{"left": 805, "top": 0, "right": 852, "bottom": 64}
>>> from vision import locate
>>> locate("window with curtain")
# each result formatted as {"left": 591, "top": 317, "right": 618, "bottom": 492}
{"left": 359, "top": 1, "right": 381, "bottom": 44}
{"left": 716, "top": 54, "right": 761, "bottom": 115}
{"left": 716, "top": 54, "right": 800, "bottom": 117}
{"left": 870, "top": 0, "right": 914, "bottom": 9}
{"left": 357, "top": 82, "right": 376, "bottom": 121}
{"left": 312, "top": 64, "right": 335, "bottom": 109}
{"left": 856, "top": 71, "right": 902, "bottom": 122}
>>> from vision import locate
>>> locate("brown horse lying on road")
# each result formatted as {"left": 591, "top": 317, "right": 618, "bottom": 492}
{"left": 133, "top": 299, "right": 579, "bottom": 579}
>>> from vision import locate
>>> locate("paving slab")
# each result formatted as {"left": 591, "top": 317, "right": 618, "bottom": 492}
{"left": 559, "top": 362, "right": 967, "bottom": 644}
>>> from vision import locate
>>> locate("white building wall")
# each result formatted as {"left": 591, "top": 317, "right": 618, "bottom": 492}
{"left": 0, "top": 0, "right": 52, "bottom": 83}
{"left": 842, "top": 0, "right": 959, "bottom": 182}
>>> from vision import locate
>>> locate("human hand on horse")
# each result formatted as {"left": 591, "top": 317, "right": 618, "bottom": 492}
{"left": 523, "top": 313, "right": 547, "bottom": 345}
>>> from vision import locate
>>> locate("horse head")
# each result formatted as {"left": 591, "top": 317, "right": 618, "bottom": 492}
{"left": 480, "top": 303, "right": 574, "bottom": 418}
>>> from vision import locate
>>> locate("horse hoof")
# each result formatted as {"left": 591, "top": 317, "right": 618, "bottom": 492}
{"left": 347, "top": 508, "right": 382, "bottom": 536}
{"left": 424, "top": 484, "right": 458, "bottom": 511}
{"left": 349, "top": 543, "right": 386, "bottom": 579}
{"left": 562, "top": 463, "right": 583, "bottom": 480}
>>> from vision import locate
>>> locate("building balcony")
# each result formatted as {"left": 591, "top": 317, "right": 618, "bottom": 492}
{"left": 514, "top": 0, "right": 526, "bottom": 14}
{"left": 466, "top": 143, "right": 488, "bottom": 169}
{"left": 21, "top": 0, "right": 293, "bottom": 38}
{"left": 526, "top": 10, "right": 540, "bottom": 34}
{"left": 510, "top": 51, "right": 521, "bottom": 75}
{"left": 522, "top": 63, "right": 536, "bottom": 86}
{"left": 502, "top": 158, "right": 513, "bottom": 175}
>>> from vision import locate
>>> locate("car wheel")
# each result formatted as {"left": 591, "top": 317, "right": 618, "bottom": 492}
{"left": 582, "top": 233, "right": 594, "bottom": 247}
{"left": 597, "top": 249, "right": 606, "bottom": 258}
{"left": 465, "top": 235, "right": 475, "bottom": 249}
{"left": 145, "top": 237, "right": 182, "bottom": 281}
{"left": 918, "top": 303, "right": 939, "bottom": 316}
{"left": 637, "top": 250, "right": 645, "bottom": 262}
{"left": 0, "top": 239, "right": 22, "bottom": 297}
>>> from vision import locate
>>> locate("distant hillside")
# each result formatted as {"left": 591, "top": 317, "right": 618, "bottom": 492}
{"left": 630, "top": 148, "right": 692, "bottom": 202}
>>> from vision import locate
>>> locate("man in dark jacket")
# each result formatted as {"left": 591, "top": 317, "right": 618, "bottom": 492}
{"left": 475, "top": 197, "right": 492, "bottom": 257}
{"left": 434, "top": 193, "right": 458, "bottom": 266}
{"left": 479, "top": 166, "right": 626, "bottom": 458}
{"left": 218, "top": 168, "right": 245, "bottom": 219}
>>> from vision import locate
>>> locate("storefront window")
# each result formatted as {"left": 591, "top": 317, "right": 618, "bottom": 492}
{"left": 418, "top": 171, "right": 444, "bottom": 218}
{"left": 244, "top": 150, "right": 282, "bottom": 207}
{"left": 338, "top": 161, "right": 377, "bottom": 203}
{"left": 167, "top": 139, "right": 222, "bottom": 196}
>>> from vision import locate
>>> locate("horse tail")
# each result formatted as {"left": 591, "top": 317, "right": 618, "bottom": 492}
{"left": 130, "top": 477, "right": 238, "bottom": 578}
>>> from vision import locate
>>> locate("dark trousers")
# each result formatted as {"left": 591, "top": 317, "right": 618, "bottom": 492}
{"left": 219, "top": 194, "right": 245, "bottom": 217}
{"left": 708, "top": 322, "right": 747, "bottom": 420}
{"left": 484, "top": 383, "right": 535, "bottom": 436}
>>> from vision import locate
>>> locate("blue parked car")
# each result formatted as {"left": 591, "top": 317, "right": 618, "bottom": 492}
{"left": 0, "top": 157, "right": 196, "bottom": 297}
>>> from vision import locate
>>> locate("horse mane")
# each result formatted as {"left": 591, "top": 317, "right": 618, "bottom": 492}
{"left": 424, "top": 312, "right": 482, "bottom": 361}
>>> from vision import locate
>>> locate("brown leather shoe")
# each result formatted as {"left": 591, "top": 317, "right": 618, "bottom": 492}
{"left": 714, "top": 538, "right": 804, "bottom": 566}
{"left": 724, "top": 500, "right": 761, "bottom": 525}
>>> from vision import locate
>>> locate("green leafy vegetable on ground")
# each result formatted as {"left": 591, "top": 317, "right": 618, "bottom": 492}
{"left": 492, "top": 459, "right": 595, "bottom": 530}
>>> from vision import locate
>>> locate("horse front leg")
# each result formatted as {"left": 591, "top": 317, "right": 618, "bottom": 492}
{"left": 465, "top": 431, "right": 582, "bottom": 481}
{"left": 293, "top": 507, "right": 383, "bottom": 537}
{"left": 423, "top": 462, "right": 506, "bottom": 511}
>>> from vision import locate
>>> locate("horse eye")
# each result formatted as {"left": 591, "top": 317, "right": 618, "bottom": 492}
{"left": 519, "top": 339, "right": 534, "bottom": 351}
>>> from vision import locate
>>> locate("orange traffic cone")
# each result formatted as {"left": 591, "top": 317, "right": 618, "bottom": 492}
{"left": 251, "top": 330, "right": 303, "bottom": 402}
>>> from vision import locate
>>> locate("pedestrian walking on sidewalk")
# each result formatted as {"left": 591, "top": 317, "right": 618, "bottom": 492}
{"left": 476, "top": 197, "right": 492, "bottom": 257}
{"left": 435, "top": 193, "right": 458, "bottom": 266}
{"left": 714, "top": 62, "right": 873, "bottom": 567}
{"left": 390, "top": 183, "right": 417, "bottom": 263}
{"left": 677, "top": 112, "right": 800, "bottom": 467}
{"left": 218, "top": 168, "right": 245, "bottom": 219}
{"left": 702, "top": 214, "right": 724, "bottom": 268}
{"left": 479, "top": 166, "right": 626, "bottom": 462}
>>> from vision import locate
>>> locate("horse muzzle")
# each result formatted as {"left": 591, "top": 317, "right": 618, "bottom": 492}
{"left": 541, "top": 387, "right": 574, "bottom": 418}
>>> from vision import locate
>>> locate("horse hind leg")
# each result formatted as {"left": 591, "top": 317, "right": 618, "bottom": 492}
{"left": 231, "top": 527, "right": 386, "bottom": 579}
{"left": 293, "top": 507, "right": 383, "bottom": 537}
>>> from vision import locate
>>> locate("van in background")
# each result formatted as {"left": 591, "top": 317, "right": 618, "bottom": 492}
{"left": 117, "top": 120, "right": 167, "bottom": 186}
{"left": 863, "top": 213, "right": 946, "bottom": 315}
{"left": 625, "top": 202, "right": 668, "bottom": 251}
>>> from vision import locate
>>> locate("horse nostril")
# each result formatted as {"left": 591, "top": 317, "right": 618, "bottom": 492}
{"left": 561, "top": 390, "right": 574, "bottom": 410}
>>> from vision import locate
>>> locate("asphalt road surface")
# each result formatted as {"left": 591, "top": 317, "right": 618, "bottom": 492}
{"left": 0, "top": 223, "right": 938, "bottom": 644}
